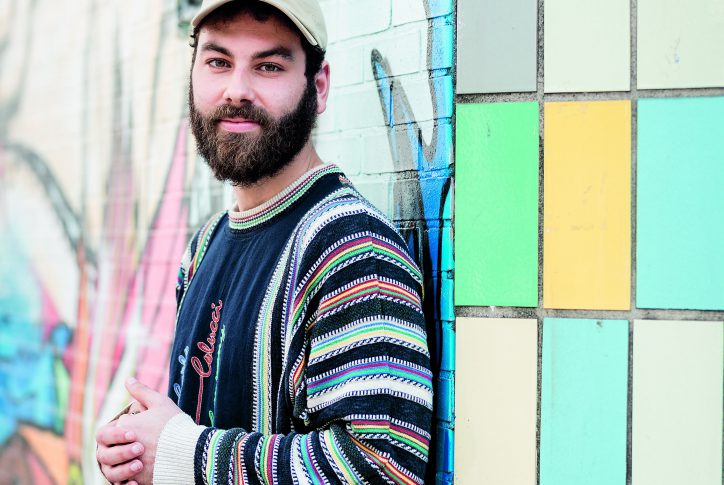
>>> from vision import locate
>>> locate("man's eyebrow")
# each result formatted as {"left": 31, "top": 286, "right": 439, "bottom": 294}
{"left": 200, "top": 42, "right": 232, "bottom": 57}
{"left": 252, "top": 46, "right": 295, "bottom": 61}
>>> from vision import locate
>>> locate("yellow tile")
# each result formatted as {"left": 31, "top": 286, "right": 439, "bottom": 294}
{"left": 543, "top": 101, "right": 631, "bottom": 310}
{"left": 455, "top": 317, "right": 538, "bottom": 484}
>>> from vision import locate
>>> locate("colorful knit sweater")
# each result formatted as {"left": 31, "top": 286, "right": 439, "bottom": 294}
{"left": 153, "top": 164, "right": 433, "bottom": 484}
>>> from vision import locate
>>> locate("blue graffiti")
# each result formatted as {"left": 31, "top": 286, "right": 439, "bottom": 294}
{"left": 0, "top": 230, "right": 71, "bottom": 444}
{"left": 370, "top": 2, "right": 454, "bottom": 482}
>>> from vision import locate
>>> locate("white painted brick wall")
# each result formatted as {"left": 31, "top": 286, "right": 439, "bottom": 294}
{"left": 313, "top": 132, "right": 364, "bottom": 175}
{"left": 361, "top": 25, "right": 424, "bottom": 81}
{"left": 391, "top": 0, "right": 428, "bottom": 25}
{"left": 332, "top": 83, "right": 387, "bottom": 131}
{"left": 322, "top": 0, "right": 393, "bottom": 43}
{"left": 326, "top": 42, "right": 366, "bottom": 87}
{"left": 315, "top": 0, "right": 442, "bottom": 214}
{"left": 361, "top": 128, "right": 395, "bottom": 174}
{"left": 352, "top": 173, "right": 395, "bottom": 215}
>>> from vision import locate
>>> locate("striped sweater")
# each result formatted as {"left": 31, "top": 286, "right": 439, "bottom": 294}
{"left": 154, "top": 164, "right": 433, "bottom": 484}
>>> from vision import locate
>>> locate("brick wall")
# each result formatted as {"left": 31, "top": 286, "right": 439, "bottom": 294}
{"left": 0, "top": 0, "right": 454, "bottom": 483}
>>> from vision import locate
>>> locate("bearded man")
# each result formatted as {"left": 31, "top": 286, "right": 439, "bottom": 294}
{"left": 95, "top": 1, "right": 433, "bottom": 484}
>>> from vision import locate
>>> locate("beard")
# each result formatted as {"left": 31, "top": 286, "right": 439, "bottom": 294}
{"left": 189, "top": 80, "right": 318, "bottom": 186}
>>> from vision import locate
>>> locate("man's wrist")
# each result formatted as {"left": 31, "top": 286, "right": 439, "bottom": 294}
{"left": 153, "top": 412, "right": 205, "bottom": 485}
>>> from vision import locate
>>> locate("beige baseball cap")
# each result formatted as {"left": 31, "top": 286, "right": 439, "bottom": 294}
{"left": 191, "top": 0, "right": 327, "bottom": 49}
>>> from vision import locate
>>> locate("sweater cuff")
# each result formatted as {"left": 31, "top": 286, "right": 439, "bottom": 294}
{"left": 153, "top": 412, "right": 205, "bottom": 485}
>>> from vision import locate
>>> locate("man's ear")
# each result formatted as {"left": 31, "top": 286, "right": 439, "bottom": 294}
{"left": 314, "top": 61, "right": 331, "bottom": 115}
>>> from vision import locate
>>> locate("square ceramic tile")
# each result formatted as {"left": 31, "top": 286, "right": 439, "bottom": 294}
{"left": 544, "top": 0, "right": 630, "bottom": 92}
{"left": 638, "top": 0, "right": 724, "bottom": 89}
{"left": 457, "top": 0, "right": 537, "bottom": 93}
{"left": 632, "top": 320, "right": 723, "bottom": 485}
{"left": 455, "top": 103, "right": 539, "bottom": 307}
{"left": 543, "top": 101, "right": 631, "bottom": 310}
{"left": 540, "top": 318, "right": 628, "bottom": 485}
{"left": 637, "top": 97, "right": 724, "bottom": 310}
{"left": 456, "top": 318, "right": 538, "bottom": 484}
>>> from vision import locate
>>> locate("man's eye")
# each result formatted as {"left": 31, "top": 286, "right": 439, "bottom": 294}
{"left": 208, "top": 59, "right": 230, "bottom": 69}
{"left": 259, "top": 64, "right": 282, "bottom": 73}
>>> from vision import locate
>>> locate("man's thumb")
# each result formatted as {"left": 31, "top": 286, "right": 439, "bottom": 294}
{"left": 125, "top": 377, "right": 161, "bottom": 407}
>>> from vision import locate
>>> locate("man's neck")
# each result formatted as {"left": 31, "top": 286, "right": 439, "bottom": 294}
{"left": 231, "top": 142, "right": 324, "bottom": 211}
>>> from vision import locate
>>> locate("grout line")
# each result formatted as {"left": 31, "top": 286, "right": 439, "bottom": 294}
{"left": 627, "top": 319, "right": 634, "bottom": 485}
{"left": 455, "top": 305, "right": 724, "bottom": 322}
{"left": 627, "top": 1, "right": 638, "bottom": 483}
{"left": 637, "top": 87, "right": 724, "bottom": 98}
{"left": 455, "top": 86, "right": 724, "bottom": 105}
{"left": 536, "top": 316, "right": 543, "bottom": 485}
{"left": 456, "top": 92, "right": 538, "bottom": 103}
{"left": 536, "top": 0, "right": 545, "bottom": 483}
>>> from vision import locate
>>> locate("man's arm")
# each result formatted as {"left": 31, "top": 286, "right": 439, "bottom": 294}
{"left": 152, "top": 220, "right": 433, "bottom": 484}
{"left": 111, "top": 207, "right": 433, "bottom": 484}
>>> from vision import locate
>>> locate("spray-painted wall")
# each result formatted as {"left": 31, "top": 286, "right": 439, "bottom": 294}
{"left": 455, "top": 0, "right": 724, "bottom": 484}
{"left": 0, "top": 0, "right": 453, "bottom": 483}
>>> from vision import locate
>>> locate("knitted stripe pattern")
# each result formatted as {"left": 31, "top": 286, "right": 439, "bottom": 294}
{"left": 171, "top": 166, "right": 432, "bottom": 484}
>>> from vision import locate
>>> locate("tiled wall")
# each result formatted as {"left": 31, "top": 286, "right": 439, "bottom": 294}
{"left": 454, "top": 0, "right": 724, "bottom": 483}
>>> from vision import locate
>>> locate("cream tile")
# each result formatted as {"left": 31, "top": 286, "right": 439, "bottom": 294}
{"left": 638, "top": 0, "right": 724, "bottom": 89}
{"left": 632, "top": 320, "right": 723, "bottom": 485}
{"left": 455, "top": 317, "right": 538, "bottom": 484}
{"left": 544, "top": 0, "right": 630, "bottom": 92}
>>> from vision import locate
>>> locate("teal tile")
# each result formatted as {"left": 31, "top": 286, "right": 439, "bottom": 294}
{"left": 455, "top": 102, "right": 539, "bottom": 307}
{"left": 540, "top": 318, "right": 629, "bottom": 485}
{"left": 637, "top": 97, "right": 724, "bottom": 310}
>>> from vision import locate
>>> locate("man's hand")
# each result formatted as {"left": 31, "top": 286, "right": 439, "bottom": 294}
{"left": 95, "top": 416, "right": 145, "bottom": 485}
{"left": 111, "top": 377, "right": 184, "bottom": 485}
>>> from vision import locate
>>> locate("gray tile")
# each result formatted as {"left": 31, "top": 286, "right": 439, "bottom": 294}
{"left": 457, "top": 0, "right": 537, "bottom": 94}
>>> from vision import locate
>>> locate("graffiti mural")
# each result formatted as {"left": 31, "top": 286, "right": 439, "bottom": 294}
{"left": 0, "top": 1, "right": 205, "bottom": 482}
{"left": 369, "top": 4, "right": 455, "bottom": 482}
{"left": 0, "top": 0, "right": 454, "bottom": 483}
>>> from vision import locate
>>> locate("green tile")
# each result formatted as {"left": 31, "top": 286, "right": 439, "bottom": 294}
{"left": 455, "top": 102, "right": 539, "bottom": 307}
{"left": 637, "top": 97, "right": 724, "bottom": 310}
{"left": 541, "top": 318, "right": 629, "bottom": 485}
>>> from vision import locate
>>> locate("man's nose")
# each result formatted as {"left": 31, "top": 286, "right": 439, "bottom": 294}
{"left": 223, "top": 70, "right": 256, "bottom": 105}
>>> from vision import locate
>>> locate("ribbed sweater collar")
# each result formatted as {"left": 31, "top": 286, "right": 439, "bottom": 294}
{"left": 227, "top": 163, "right": 341, "bottom": 231}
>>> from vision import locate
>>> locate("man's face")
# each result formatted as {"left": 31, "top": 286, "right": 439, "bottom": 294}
{"left": 189, "top": 11, "right": 321, "bottom": 186}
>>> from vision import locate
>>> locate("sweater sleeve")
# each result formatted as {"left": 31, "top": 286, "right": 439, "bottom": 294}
{"left": 156, "top": 209, "right": 433, "bottom": 485}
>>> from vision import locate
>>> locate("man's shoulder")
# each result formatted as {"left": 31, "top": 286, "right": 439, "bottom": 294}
{"left": 297, "top": 183, "right": 402, "bottom": 248}
{"left": 293, "top": 183, "right": 422, "bottom": 281}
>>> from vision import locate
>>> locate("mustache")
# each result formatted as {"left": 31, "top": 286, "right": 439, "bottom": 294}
{"left": 207, "top": 103, "right": 273, "bottom": 126}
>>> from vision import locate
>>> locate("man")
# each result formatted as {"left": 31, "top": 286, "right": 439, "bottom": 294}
{"left": 95, "top": 1, "right": 433, "bottom": 483}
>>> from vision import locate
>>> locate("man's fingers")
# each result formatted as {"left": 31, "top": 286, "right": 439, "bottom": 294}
{"left": 128, "top": 400, "right": 148, "bottom": 414}
{"left": 125, "top": 377, "right": 163, "bottom": 408}
{"left": 100, "top": 459, "right": 143, "bottom": 483}
{"left": 95, "top": 423, "right": 136, "bottom": 446}
{"left": 96, "top": 442, "right": 144, "bottom": 467}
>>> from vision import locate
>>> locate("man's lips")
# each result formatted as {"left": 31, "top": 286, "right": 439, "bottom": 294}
{"left": 217, "top": 118, "right": 261, "bottom": 133}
